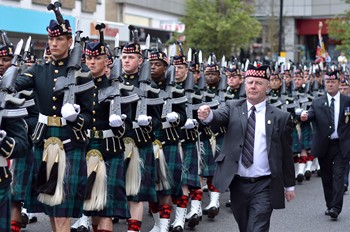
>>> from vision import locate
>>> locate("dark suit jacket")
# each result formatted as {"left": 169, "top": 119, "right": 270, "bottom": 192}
{"left": 307, "top": 94, "right": 350, "bottom": 158}
{"left": 209, "top": 99, "right": 295, "bottom": 209}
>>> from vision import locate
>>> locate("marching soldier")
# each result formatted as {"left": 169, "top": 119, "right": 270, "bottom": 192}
{"left": 10, "top": 37, "right": 40, "bottom": 230}
{"left": 121, "top": 28, "right": 162, "bottom": 232}
{"left": 172, "top": 50, "right": 202, "bottom": 231}
{"left": 148, "top": 46, "right": 187, "bottom": 232}
{"left": 291, "top": 69, "right": 313, "bottom": 183}
{"left": 282, "top": 67, "right": 293, "bottom": 95}
{"left": 201, "top": 58, "right": 222, "bottom": 219}
{"left": 0, "top": 32, "right": 30, "bottom": 232}
{"left": 226, "top": 66, "right": 244, "bottom": 99}
{"left": 82, "top": 26, "right": 131, "bottom": 232}
{"left": 16, "top": 2, "right": 94, "bottom": 231}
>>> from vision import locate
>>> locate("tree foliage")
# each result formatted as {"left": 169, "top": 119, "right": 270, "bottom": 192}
{"left": 327, "top": 0, "right": 350, "bottom": 56}
{"left": 181, "top": 0, "right": 262, "bottom": 59}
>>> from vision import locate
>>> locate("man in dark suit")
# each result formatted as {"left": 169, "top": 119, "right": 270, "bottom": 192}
{"left": 198, "top": 64, "right": 295, "bottom": 232}
{"left": 300, "top": 70, "right": 350, "bottom": 220}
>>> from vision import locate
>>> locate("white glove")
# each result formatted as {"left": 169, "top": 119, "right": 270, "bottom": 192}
{"left": 0, "top": 130, "right": 7, "bottom": 143}
{"left": 61, "top": 103, "right": 80, "bottom": 122}
{"left": 166, "top": 112, "right": 179, "bottom": 123}
{"left": 184, "top": 119, "right": 197, "bottom": 129}
{"left": 137, "top": 115, "right": 152, "bottom": 126}
{"left": 295, "top": 108, "right": 303, "bottom": 116}
{"left": 109, "top": 114, "right": 125, "bottom": 127}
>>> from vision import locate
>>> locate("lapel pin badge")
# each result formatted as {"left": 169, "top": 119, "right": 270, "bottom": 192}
{"left": 267, "top": 120, "right": 271, "bottom": 125}
{"left": 345, "top": 107, "right": 350, "bottom": 123}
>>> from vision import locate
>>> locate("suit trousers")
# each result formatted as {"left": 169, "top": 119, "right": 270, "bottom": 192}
{"left": 229, "top": 176, "right": 273, "bottom": 232}
{"left": 318, "top": 139, "right": 347, "bottom": 213}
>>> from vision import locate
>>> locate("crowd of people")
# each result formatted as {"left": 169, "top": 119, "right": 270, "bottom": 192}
{"left": 1, "top": 2, "right": 350, "bottom": 232}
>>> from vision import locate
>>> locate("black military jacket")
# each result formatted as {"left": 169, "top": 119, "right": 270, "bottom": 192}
{"left": 122, "top": 73, "right": 162, "bottom": 147}
{"left": 89, "top": 74, "right": 132, "bottom": 157}
{"left": 16, "top": 57, "right": 93, "bottom": 146}
{"left": 154, "top": 79, "right": 186, "bottom": 144}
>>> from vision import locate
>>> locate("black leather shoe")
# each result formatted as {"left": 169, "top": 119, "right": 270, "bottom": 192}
{"left": 325, "top": 209, "right": 330, "bottom": 216}
{"left": 297, "top": 174, "right": 304, "bottom": 183}
{"left": 187, "top": 214, "right": 201, "bottom": 228}
{"left": 172, "top": 225, "right": 184, "bottom": 232}
{"left": 328, "top": 208, "right": 339, "bottom": 220}
{"left": 208, "top": 207, "right": 219, "bottom": 219}
{"left": 20, "top": 213, "right": 29, "bottom": 228}
{"left": 304, "top": 170, "right": 312, "bottom": 180}
{"left": 77, "top": 225, "right": 90, "bottom": 232}
{"left": 226, "top": 200, "right": 231, "bottom": 207}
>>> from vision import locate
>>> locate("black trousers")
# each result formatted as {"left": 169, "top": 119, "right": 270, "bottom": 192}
{"left": 229, "top": 176, "right": 273, "bottom": 232}
{"left": 318, "top": 139, "right": 347, "bottom": 213}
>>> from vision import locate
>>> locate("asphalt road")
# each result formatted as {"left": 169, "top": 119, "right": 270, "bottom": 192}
{"left": 23, "top": 172, "right": 350, "bottom": 232}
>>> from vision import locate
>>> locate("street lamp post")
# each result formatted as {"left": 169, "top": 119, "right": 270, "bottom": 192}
{"left": 278, "top": 0, "right": 283, "bottom": 55}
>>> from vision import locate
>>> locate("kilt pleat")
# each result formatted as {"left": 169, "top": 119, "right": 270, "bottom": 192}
{"left": 11, "top": 149, "right": 34, "bottom": 202}
{"left": 158, "top": 144, "right": 183, "bottom": 197}
{"left": 200, "top": 139, "right": 216, "bottom": 177}
{"left": 84, "top": 139, "right": 130, "bottom": 218}
{"left": 181, "top": 142, "right": 201, "bottom": 188}
{"left": 25, "top": 127, "right": 87, "bottom": 218}
{"left": 0, "top": 185, "right": 11, "bottom": 232}
{"left": 127, "top": 143, "right": 157, "bottom": 202}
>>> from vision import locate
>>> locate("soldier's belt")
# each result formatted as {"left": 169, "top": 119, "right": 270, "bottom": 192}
{"left": 87, "top": 129, "right": 115, "bottom": 139}
{"left": 38, "top": 113, "right": 67, "bottom": 127}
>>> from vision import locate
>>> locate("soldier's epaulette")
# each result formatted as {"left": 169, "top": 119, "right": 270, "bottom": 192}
{"left": 0, "top": 136, "right": 15, "bottom": 159}
{"left": 72, "top": 115, "right": 84, "bottom": 131}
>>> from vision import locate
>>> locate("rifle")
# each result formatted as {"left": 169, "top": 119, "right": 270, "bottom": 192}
{"left": 98, "top": 50, "right": 139, "bottom": 116}
{"left": 0, "top": 38, "right": 28, "bottom": 125}
{"left": 53, "top": 20, "right": 94, "bottom": 104}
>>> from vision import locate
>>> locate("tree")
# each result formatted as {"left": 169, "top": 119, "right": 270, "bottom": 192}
{"left": 181, "top": 0, "right": 262, "bottom": 59}
{"left": 327, "top": 0, "right": 350, "bottom": 57}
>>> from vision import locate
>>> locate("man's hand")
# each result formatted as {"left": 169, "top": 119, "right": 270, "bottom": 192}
{"left": 184, "top": 119, "right": 197, "bottom": 129}
{"left": 284, "top": 190, "right": 296, "bottom": 202}
{"left": 109, "top": 114, "right": 126, "bottom": 127}
{"left": 166, "top": 112, "right": 179, "bottom": 123}
{"left": 61, "top": 103, "right": 80, "bottom": 122}
{"left": 300, "top": 111, "right": 308, "bottom": 122}
{"left": 197, "top": 105, "right": 211, "bottom": 121}
{"left": 137, "top": 115, "right": 152, "bottom": 126}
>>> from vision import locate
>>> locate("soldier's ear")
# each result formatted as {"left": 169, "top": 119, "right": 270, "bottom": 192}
{"left": 138, "top": 56, "right": 143, "bottom": 66}
{"left": 68, "top": 37, "right": 73, "bottom": 48}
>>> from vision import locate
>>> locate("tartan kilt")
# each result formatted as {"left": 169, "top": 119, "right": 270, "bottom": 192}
{"left": 127, "top": 143, "right": 157, "bottom": 203}
{"left": 300, "top": 123, "right": 312, "bottom": 150}
{"left": 292, "top": 123, "right": 312, "bottom": 153}
{"left": 24, "top": 127, "right": 87, "bottom": 218}
{"left": 0, "top": 185, "right": 11, "bottom": 232}
{"left": 292, "top": 128, "right": 301, "bottom": 153}
{"left": 157, "top": 144, "right": 183, "bottom": 198}
{"left": 11, "top": 149, "right": 34, "bottom": 202}
{"left": 84, "top": 139, "right": 130, "bottom": 218}
{"left": 181, "top": 142, "right": 201, "bottom": 188}
{"left": 200, "top": 139, "right": 216, "bottom": 177}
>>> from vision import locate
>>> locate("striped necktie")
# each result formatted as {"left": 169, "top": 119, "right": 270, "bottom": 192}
{"left": 330, "top": 98, "right": 335, "bottom": 133}
{"left": 242, "top": 106, "right": 256, "bottom": 168}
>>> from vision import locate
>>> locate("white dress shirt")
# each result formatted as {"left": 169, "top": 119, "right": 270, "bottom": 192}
{"left": 237, "top": 100, "right": 271, "bottom": 178}
{"left": 327, "top": 92, "right": 340, "bottom": 139}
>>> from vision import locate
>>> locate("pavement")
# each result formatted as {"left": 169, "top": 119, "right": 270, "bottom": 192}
{"left": 22, "top": 172, "right": 350, "bottom": 231}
